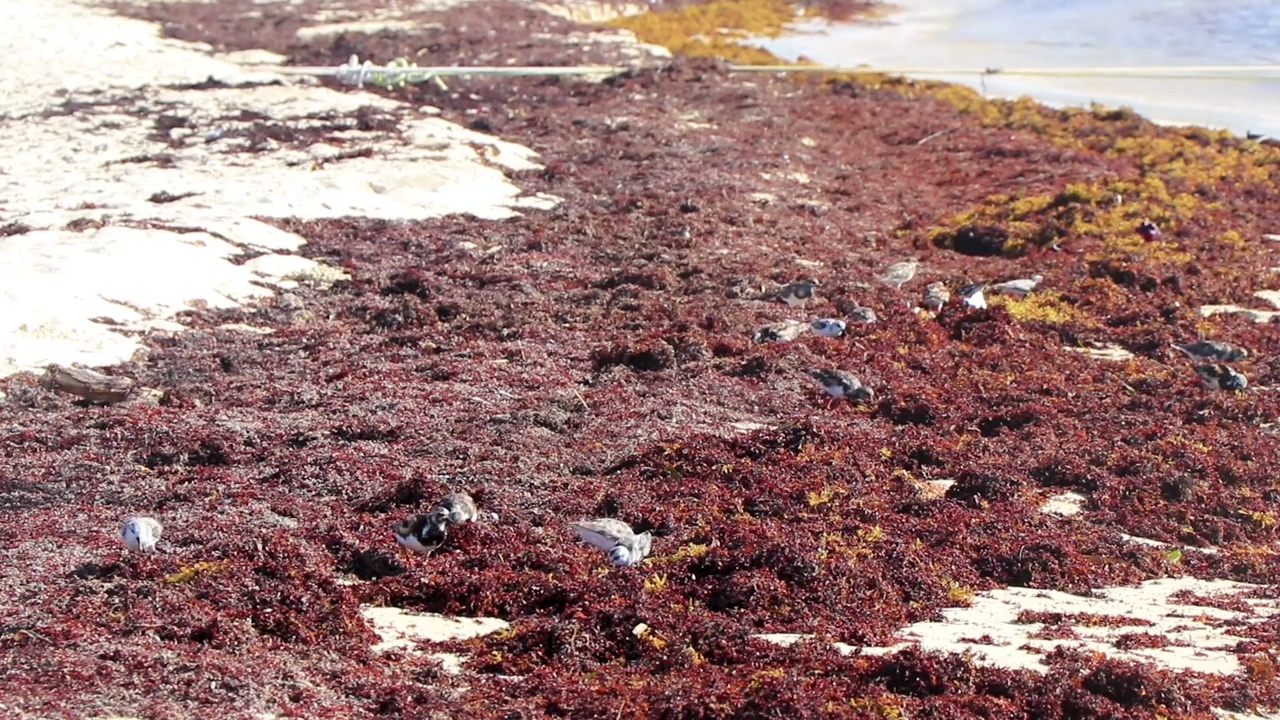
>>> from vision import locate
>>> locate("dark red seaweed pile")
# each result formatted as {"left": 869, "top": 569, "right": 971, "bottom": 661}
{"left": 4, "top": 0, "right": 1280, "bottom": 717}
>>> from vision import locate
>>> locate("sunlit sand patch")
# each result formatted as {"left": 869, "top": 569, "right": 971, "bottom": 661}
{"left": 534, "top": 1, "right": 651, "bottom": 25}
{"left": 1040, "top": 491, "right": 1086, "bottom": 517}
{"left": 362, "top": 607, "right": 510, "bottom": 675}
{"left": 1064, "top": 344, "right": 1134, "bottom": 362}
{"left": 758, "top": 577, "right": 1279, "bottom": 675}
{"left": 1, "top": 0, "right": 566, "bottom": 378}
{"left": 1118, "top": 532, "right": 1219, "bottom": 555}
{"left": 1216, "top": 709, "right": 1280, "bottom": 720}
{"left": 1200, "top": 294, "right": 1280, "bottom": 323}
{"left": 0, "top": 225, "right": 346, "bottom": 377}
{"left": 295, "top": 19, "right": 423, "bottom": 41}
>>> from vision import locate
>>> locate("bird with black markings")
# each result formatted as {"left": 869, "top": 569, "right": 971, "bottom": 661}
{"left": 957, "top": 282, "right": 987, "bottom": 310}
{"left": 810, "top": 369, "right": 874, "bottom": 404}
{"left": 121, "top": 516, "right": 162, "bottom": 553}
{"left": 920, "top": 282, "right": 950, "bottom": 314}
{"left": 753, "top": 319, "right": 810, "bottom": 344}
{"left": 1195, "top": 363, "right": 1248, "bottom": 391}
{"left": 393, "top": 511, "right": 450, "bottom": 556}
{"left": 775, "top": 279, "right": 819, "bottom": 307}
{"left": 810, "top": 318, "right": 847, "bottom": 337}
{"left": 1172, "top": 340, "right": 1247, "bottom": 363}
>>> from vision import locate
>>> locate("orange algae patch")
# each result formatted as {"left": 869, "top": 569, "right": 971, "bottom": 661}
{"left": 611, "top": 0, "right": 877, "bottom": 65}
{"left": 610, "top": 0, "right": 799, "bottom": 64}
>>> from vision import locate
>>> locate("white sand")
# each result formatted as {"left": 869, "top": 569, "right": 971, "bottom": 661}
{"left": 362, "top": 606, "right": 509, "bottom": 674}
{"left": 0, "top": 0, "right": 559, "bottom": 378}
{"left": 758, "top": 576, "right": 1279, "bottom": 676}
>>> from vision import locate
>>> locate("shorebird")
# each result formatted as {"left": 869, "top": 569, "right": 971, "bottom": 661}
{"left": 957, "top": 282, "right": 987, "bottom": 310}
{"left": 990, "top": 274, "right": 1043, "bottom": 297}
{"left": 392, "top": 511, "right": 450, "bottom": 556}
{"left": 1137, "top": 220, "right": 1162, "bottom": 242}
{"left": 433, "top": 492, "right": 479, "bottom": 525}
{"left": 810, "top": 369, "right": 874, "bottom": 405}
{"left": 847, "top": 305, "right": 877, "bottom": 323}
{"left": 753, "top": 319, "right": 810, "bottom": 344}
{"left": 775, "top": 279, "right": 819, "bottom": 307}
{"left": 878, "top": 258, "right": 920, "bottom": 289}
{"left": 920, "top": 281, "right": 950, "bottom": 314}
{"left": 570, "top": 519, "right": 652, "bottom": 567}
{"left": 1195, "top": 364, "right": 1248, "bottom": 391}
{"left": 810, "top": 318, "right": 847, "bottom": 337}
{"left": 1171, "top": 340, "right": 1247, "bottom": 363}
{"left": 121, "top": 516, "right": 162, "bottom": 553}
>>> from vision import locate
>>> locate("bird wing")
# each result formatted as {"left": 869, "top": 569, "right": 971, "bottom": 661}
{"left": 571, "top": 519, "right": 631, "bottom": 551}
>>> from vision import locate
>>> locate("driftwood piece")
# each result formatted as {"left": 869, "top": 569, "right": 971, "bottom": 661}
{"left": 41, "top": 364, "right": 135, "bottom": 404}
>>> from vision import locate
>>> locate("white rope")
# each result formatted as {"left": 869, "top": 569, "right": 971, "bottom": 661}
{"left": 262, "top": 56, "right": 1280, "bottom": 89}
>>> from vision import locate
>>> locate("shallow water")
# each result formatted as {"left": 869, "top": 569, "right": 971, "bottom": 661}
{"left": 766, "top": 0, "right": 1280, "bottom": 136}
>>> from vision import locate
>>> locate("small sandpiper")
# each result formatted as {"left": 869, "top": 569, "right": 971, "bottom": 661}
{"left": 990, "top": 274, "right": 1043, "bottom": 297}
{"left": 1195, "top": 363, "right": 1248, "bottom": 391}
{"left": 920, "top": 281, "right": 950, "bottom": 314}
{"left": 1136, "top": 220, "right": 1162, "bottom": 242}
{"left": 571, "top": 519, "right": 653, "bottom": 567}
{"left": 957, "top": 282, "right": 987, "bottom": 310}
{"left": 810, "top": 369, "right": 874, "bottom": 404}
{"left": 1172, "top": 340, "right": 1247, "bottom": 363}
{"left": 121, "top": 516, "right": 162, "bottom": 553}
{"left": 433, "top": 492, "right": 479, "bottom": 525}
{"left": 810, "top": 318, "right": 847, "bottom": 337}
{"left": 878, "top": 258, "right": 920, "bottom": 290}
{"left": 775, "top": 279, "right": 820, "bottom": 307}
{"left": 753, "top": 319, "right": 810, "bottom": 344}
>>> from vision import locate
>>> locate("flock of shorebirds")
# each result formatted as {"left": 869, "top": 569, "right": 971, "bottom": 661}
{"left": 758, "top": 256, "right": 1250, "bottom": 403}
{"left": 112, "top": 253, "right": 1251, "bottom": 570}
{"left": 118, "top": 491, "right": 654, "bottom": 567}
{"left": 759, "top": 257, "right": 1044, "bottom": 404}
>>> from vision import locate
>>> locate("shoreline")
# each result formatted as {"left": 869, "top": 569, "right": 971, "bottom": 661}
{"left": 764, "top": 0, "right": 1280, "bottom": 138}
{"left": 2, "top": 0, "right": 1280, "bottom": 717}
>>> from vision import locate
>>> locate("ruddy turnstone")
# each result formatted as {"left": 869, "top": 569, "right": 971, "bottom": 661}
{"left": 809, "top": 369, "right": 874, "bottom": 403}
{"left": 990, "top": 274, "right": 1043, "bottom": 297}
{"left": 1172, "top": 340, "right": 1248, "bottom": 363}
{"left": 433, "top": 492, "right": 479, "bottom": 525}
{"left": 776, "top": 279, "right": 820, "bottom": 307}
{"left": 1137, "top": 220, "right": 1162, "bottom": 242}
{"left": 392, "top": 511, "right": 450, "bottom": 555}
{"left": 570, "top": 518, "right": 652, "bottom": 567}
{"left": 878, "top": 258, "right": 920, "bottom": 289}
{"left": 810, "top": 318, "right": 847, "bottom": 337}
{"left": 957, "top": 282, "right": 987, "bottom": 310}
{"left": 121, "top": 516, "right": 162, "bottom": 553}
{"left": 847, "top": 305, "right": 877, "bottom": 323}
{"left": 920, "top": 281, "right": 950, "bottom": 313}
{"left": 1195, "top": 363, "right": 1248, "bottom": 391}
{"left": 753, "top": 319, "right": 810, "bottom": 344}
